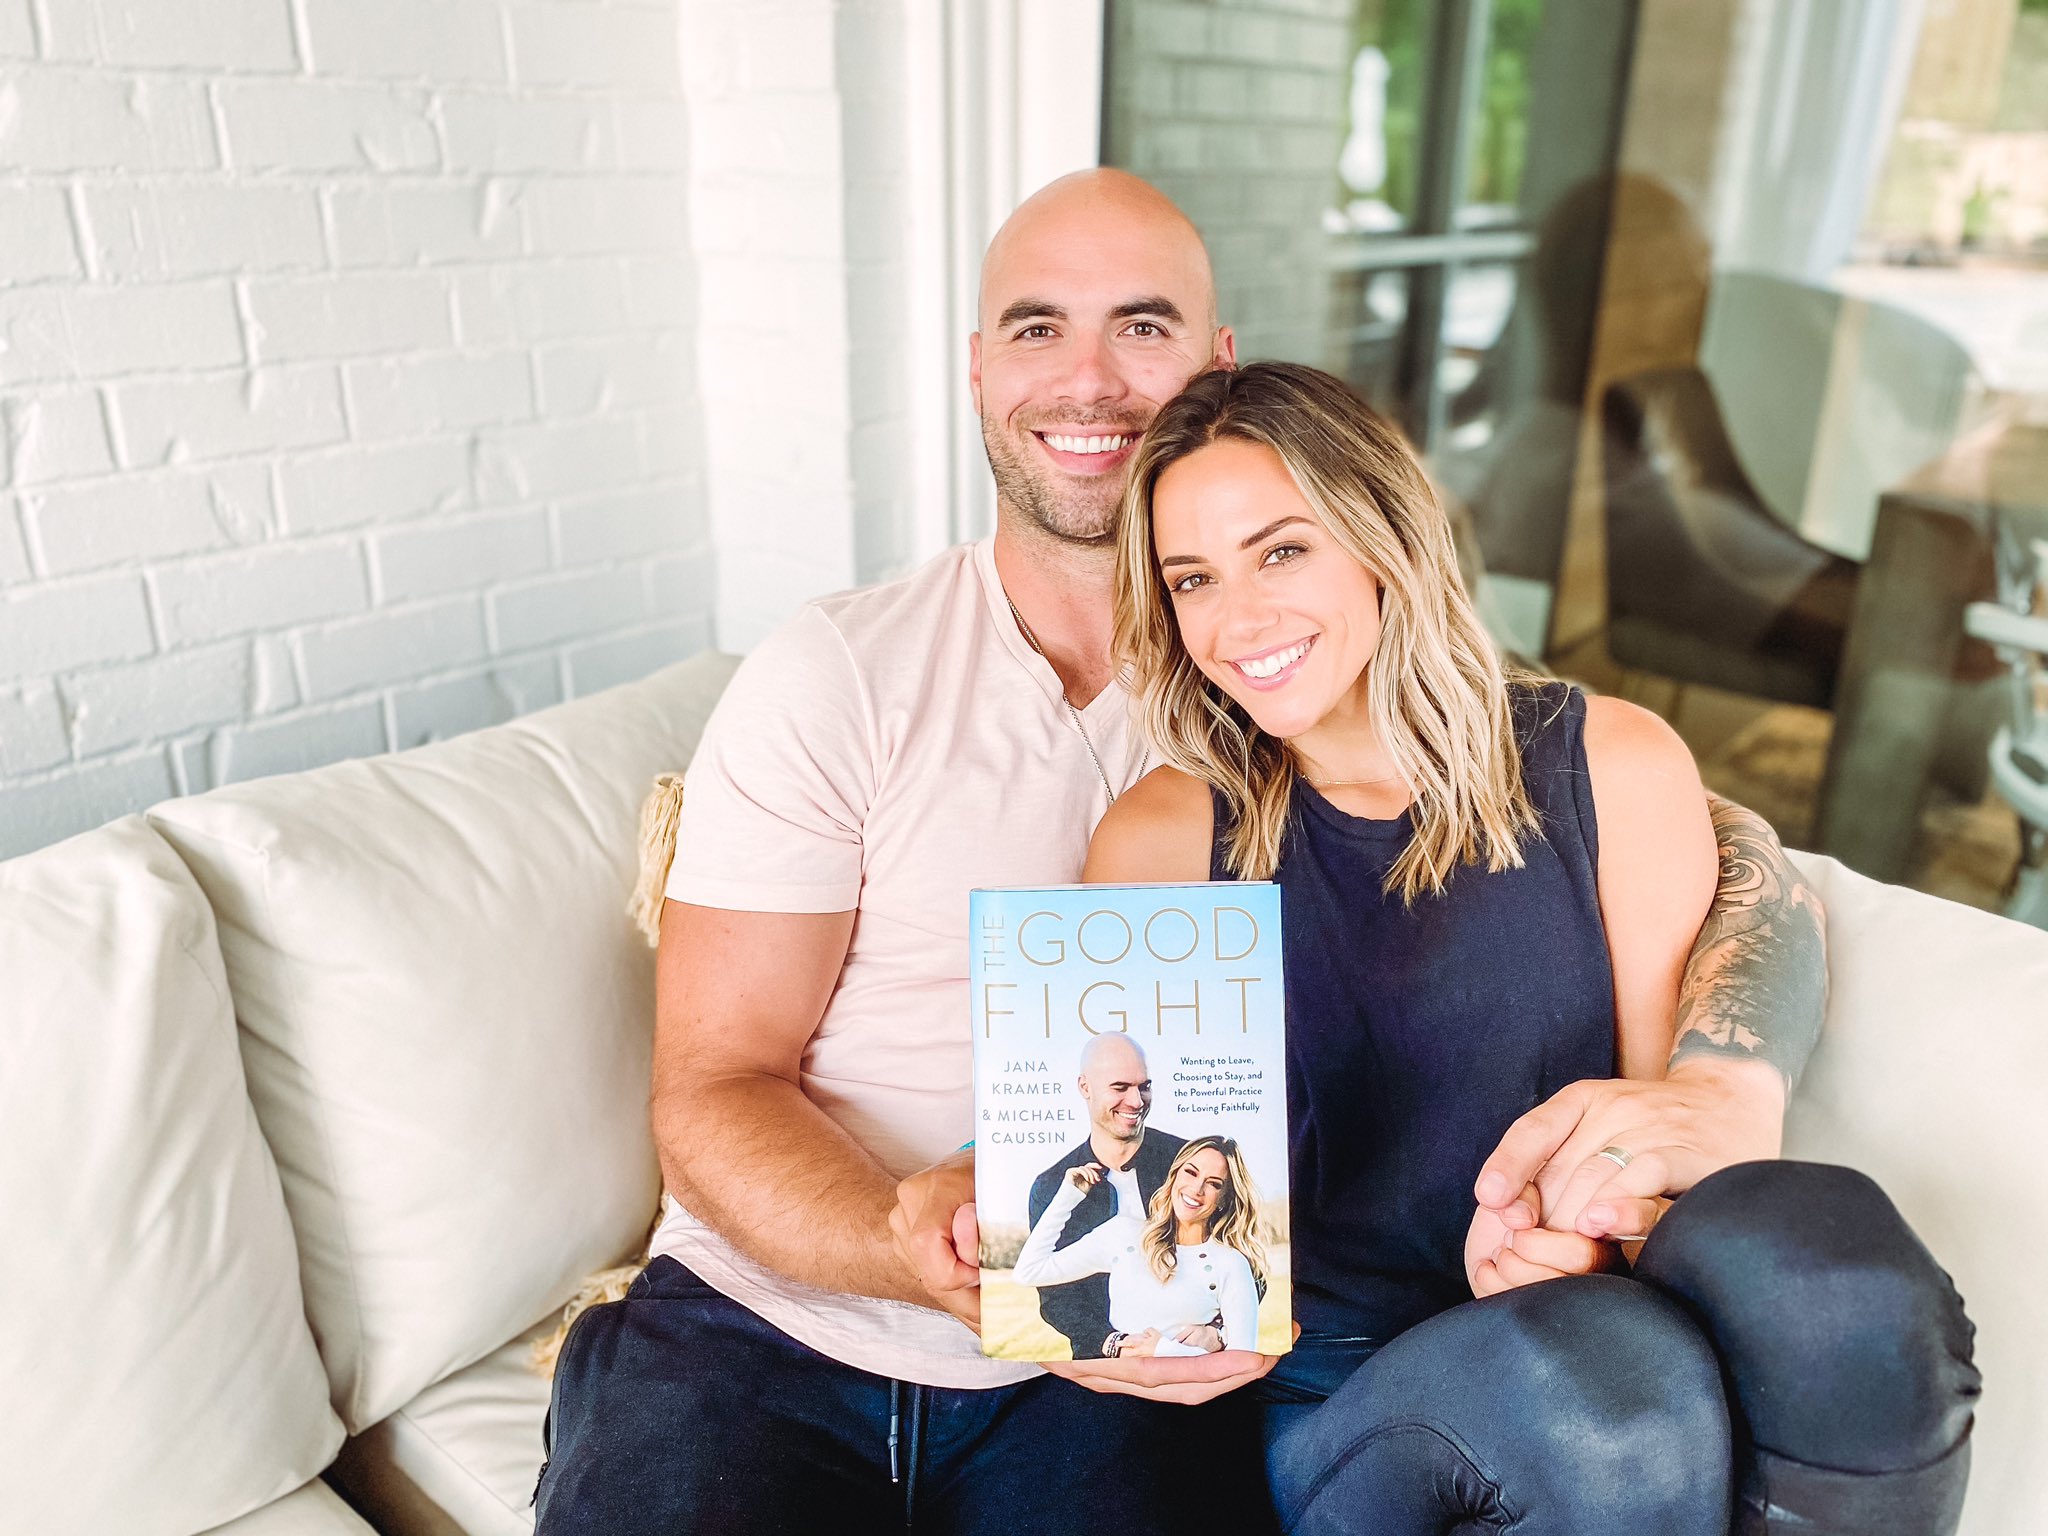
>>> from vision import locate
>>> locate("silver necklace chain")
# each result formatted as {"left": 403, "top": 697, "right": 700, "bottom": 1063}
{"left": 1005, "top": 595, "right": 1122, "bottom": 806}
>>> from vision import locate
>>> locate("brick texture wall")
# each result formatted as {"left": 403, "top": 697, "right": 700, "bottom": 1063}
{"left": 1104, "top": 0, "right": 1354, "bottom": 369}
{"left": 677, "top": 0, "right": 927, "bottom": 653}
{"left": 0, "top": 0, "right": 712, "bottom": 858}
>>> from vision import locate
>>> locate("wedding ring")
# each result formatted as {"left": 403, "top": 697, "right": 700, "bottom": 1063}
{"left": 1594, "top": 1145, "right": 1634, "bottom": 1171}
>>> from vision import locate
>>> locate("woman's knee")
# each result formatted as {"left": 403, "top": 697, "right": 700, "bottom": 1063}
{"left": 1461, "top": 1278, "right": 1730, "bottom": 1477}
{"left": 1637, "top": 1160, "right": 1980, "bottom": 1470}
{"left": 1275, "top": 1279, "right": 1730, "bottom": 1536}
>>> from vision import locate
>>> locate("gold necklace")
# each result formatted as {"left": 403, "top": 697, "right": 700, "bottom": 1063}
{"left": 1004, "top": 595, "right": 1129, "bottom": 806}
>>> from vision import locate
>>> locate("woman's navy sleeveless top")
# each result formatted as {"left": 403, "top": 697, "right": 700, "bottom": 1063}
{"left": 1210, "top": 680, "right": 1615, "bottom": 1343}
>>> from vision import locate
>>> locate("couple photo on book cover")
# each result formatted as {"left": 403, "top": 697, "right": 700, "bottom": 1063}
{"left": 970, "top": 884, "right": 1294, "bottom": 1363}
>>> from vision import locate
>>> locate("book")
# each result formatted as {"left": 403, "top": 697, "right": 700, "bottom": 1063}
{"left": 968, "top": 882, "right": 1292, "bottom": 1363}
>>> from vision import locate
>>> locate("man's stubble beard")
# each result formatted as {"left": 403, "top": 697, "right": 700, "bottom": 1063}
{"left": 1101, "top": 1111, "right": 1146, "bottom": 1149}
{"left": 980, "top": 412, "right": 1127, "bottom": 547}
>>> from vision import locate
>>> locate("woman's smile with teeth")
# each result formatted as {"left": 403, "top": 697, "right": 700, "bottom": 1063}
{"left": 1040, "top": 432, "right": 1133, "bottom": 454}
{"left": 1232, "top": 636, "right": 1315, "bottom": 681}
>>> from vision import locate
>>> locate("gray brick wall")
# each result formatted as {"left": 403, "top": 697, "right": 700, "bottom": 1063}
{"left": 1105, "top": 0, "right": 1356, "bottom": 368}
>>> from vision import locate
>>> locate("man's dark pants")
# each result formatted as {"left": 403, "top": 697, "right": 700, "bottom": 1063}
{"left": 533, "top": 1257, "right": 1273, "bottom": 1536}
{"left": 537, "top": 1165, "right": 1978, "bottom": 1536}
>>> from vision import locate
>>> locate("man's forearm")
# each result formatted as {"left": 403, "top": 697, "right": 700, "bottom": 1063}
{"left": 654, "top": 1071, "right": 928, "bottom": 1307}
{"left": 1669, "top": 794, "right": 1828, "bottom": 1089}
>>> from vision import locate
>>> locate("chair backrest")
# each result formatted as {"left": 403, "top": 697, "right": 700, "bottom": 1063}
{"left": 1700, "top": 268, "right": 1981, "bottom": 558}
{"left": 1965, "top": 521, "right": 2048, "bottom": 803}
{"left": 1601, "top": 367, "right": 1809, "bottom": 648}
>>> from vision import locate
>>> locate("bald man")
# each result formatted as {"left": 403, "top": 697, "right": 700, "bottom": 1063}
{"left": 533, "top": 170, "right": 1832, "bottom": 1536}
{"left": 1026, "top": 1036, "right": 1187, "bottom": 1360}
{"left": 534, "top": 168, "right": 1263, "bottom": 1536}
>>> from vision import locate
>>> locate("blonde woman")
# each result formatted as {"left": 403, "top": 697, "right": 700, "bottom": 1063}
{"left": 1014, "top": 1135, "right": 1266, "bottom": 1359}
{"left": 1082, "top": 362, "right": 1977, "bottom": 1536}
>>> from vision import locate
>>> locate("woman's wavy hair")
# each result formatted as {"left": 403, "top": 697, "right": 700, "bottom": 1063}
{"left": 1113, "top": 361, "right": 1540, "bottom": 900}
{"left": 1141, "top": 1135, "right": 1269, "bottom": 1296}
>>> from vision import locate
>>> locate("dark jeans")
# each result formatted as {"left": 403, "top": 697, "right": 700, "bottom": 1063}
{"left": 533, "top": 1256, "right": 1271, "bottom": 1535}
{"left": 1259, "top": 1162, "right": 1981, "bottom": 1535}
{"left": 537, "top": 1163, "right": 1978, "bottom": 1536}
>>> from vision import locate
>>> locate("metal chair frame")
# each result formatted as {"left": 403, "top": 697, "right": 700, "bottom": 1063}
{"left": 1962, "top": 520, "right": 2048, "bottom": 929}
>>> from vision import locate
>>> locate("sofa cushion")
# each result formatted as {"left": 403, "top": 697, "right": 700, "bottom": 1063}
{"left": 333, "top": 1316, "right": 555, "bottom": 1536}
{"left": 148, "top": 652, "right": 740, "bottom": 1432}
{"left": 201, "top": 1480, "right": 376, "bottom": 1535}
{"left": 1, "top": 817, "right": 343, "bottom": 1535}
{"left": 1785, "top": 851, "right": 2048, "bottom": 1536}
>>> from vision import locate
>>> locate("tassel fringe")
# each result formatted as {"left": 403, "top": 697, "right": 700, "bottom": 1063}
{"left": 530, "top": 1209, "right": 664, "bottom": 1377}
{"left": 534, "top": 775, "right": 683, "bottom": 1374}
{"left": 627, "top": 772, "right": 687, "bottom": 947}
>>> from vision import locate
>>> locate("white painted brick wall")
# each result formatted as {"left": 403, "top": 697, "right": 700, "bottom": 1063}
{"left": 682, "top": 0, "right": 856, "bottom": 649}
{"left": 0, "top": 0, "right": 713, "bottom": 860}
{"left": 0, "top": 185, "right": 87, "bottom": 280}
{"left": 276, "top": 438, "right": 470, "bottom": 532}
{"left": 388, "top": 657, "right": 559, "bottom": 749}
{"left": 0, "top": 2, "right": 35, "bottom": 59}
{"left": 43, "top": 0, "right": 299, "bottom": 70}
{"left": 4, "top": 388, "right": 117, "bottom": 484}
{"left": 76, "top": 183, "right": 329, "bottom": 278}
{"left": 0, "top": 499, "right": 31, "bottom": 583}
{"left": 1105, "top": 0, "right": 1353, "bottom": 371}
{"left": 213, "top": 80, "right": 441, "bottom": 172}
{"left": 0, "top": 72, "right": 219, "bottom": 171}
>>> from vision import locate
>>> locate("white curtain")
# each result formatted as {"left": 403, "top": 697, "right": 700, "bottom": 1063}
{"left": 1714, "top": 0, "right": 1928, "bottom": 281}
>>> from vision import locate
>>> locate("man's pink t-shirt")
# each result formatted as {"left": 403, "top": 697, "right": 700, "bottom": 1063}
{"left": 653, "top": 536, "right": 1152, "bottom": 1388}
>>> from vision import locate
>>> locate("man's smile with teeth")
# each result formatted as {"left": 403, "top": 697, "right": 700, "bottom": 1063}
{"left": 1037, "top": 431, "right": 1135, "bottom": 455}
{"left": 1231, "top": 636, "right": 1316, "bottom": 680}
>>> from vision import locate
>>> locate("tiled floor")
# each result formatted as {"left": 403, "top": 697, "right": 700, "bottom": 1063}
{"left": 1548, "top": 632, "right": 2023, "bottom": 914}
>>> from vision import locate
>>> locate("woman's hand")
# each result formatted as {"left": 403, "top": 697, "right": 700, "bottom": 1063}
{"left": 1463, "top": 1177, "right": 1623, "bottom": 1297}
{"left": 1171, "top": 1324, "right": 1223, "bottom": 1353}
{"left": 1115, "top": 1328, "right": 1165, "bottom": 1358}
{"left": 1066, "top": 1162, "right": 1106, "bottom": 1194}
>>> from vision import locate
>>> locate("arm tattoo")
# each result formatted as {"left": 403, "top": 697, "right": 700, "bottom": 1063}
{"left": 1668, "top": 795, "right": 1828, "bottom": 1089}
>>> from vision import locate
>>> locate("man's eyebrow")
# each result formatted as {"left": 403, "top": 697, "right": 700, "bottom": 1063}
{"left": 995, "top": 298, "right": 1067, "bottom": 329}
{"left": 994, "top": 296, "right": 1188, "bottom": 330}
{"left": 1158, "top": 516, "right": 1313, "bottom": 569}
{"left": 1108, "top": 296, "right": 1185, "bottom": 325}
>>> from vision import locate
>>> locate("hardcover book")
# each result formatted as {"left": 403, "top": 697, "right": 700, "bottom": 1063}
{"left": 969, "top": 882, "right": 1292, "bottom": 1363}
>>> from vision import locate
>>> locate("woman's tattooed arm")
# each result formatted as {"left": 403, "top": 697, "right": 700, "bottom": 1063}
{"left": 1670, "top": 796, "right": 1828, "bottom": 1088}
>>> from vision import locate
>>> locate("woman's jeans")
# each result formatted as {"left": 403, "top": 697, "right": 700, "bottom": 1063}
{"left": 1257, "top": 1161, "right": 1981, "bottom": 1535}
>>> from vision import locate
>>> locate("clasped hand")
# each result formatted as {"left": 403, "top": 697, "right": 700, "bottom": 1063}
{"left": 892, "top": 1063, "right": 1783, "bottom": 1391}
{"left": 1463, "top": 1061, "right": 1785, "bottom": 1297}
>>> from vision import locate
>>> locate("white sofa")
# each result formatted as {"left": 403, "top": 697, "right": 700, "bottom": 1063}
{"left": 4, "top": 650, "right": 2044, "bottom": 1535}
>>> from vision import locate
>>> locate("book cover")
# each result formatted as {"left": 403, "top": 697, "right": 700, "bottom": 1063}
{"left": 969, "top": 882, "right": 1292, "bottom": 1363}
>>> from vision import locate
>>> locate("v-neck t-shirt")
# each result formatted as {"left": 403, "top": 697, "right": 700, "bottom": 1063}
{"left": 653, "top": 536, "right": 1150, "bottom": 1388}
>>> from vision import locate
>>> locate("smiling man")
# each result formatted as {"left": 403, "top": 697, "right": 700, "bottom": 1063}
{"left": 533, "top": 169, "right": 1261, "bottom": 1536}
{"left": 1027, "top": 1036, "right": 1186, "bottom": 1360}
{"left": 531, "top": 170, "right": 1835, "bottom": 1536}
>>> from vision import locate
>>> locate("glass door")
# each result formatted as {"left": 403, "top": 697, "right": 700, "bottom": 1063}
{"left": 1104, "top": 0, "right": 1638, "bottom": 656}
